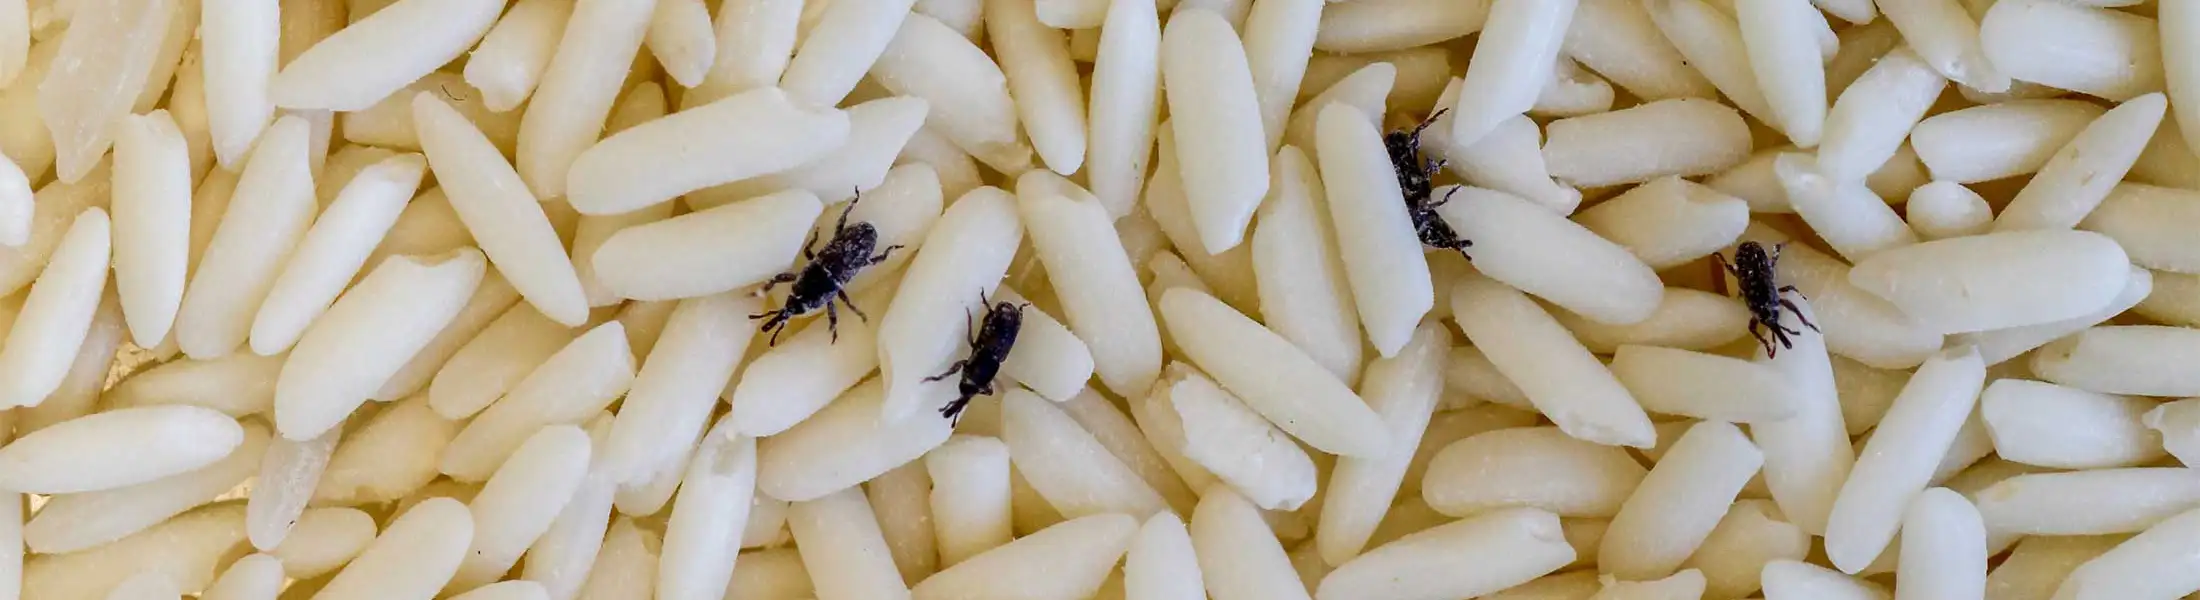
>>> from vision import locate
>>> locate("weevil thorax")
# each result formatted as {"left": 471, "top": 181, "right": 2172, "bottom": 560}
{"left": 1385, "top": 129, "right": 1435, "bottom": 209}
{"left": 817, "top": 222, "right": 881, "bottom": 279}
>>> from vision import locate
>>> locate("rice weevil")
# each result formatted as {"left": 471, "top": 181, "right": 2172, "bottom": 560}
{"left": 1716, "top": 241, "right": 1820, "bottom": 358}
{"left": 928, "top": 293, "right": 1025, "bottom": 424}
{"left": 751, "top": 192, "right": 903, "bottom": 345}
{"left": 1387, "top": 109, "right": 1472, "bottom": 259}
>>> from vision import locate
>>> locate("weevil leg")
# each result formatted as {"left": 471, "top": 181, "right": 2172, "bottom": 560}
{"left": 1772, "top": 325, "right": 1795, "bottom": 351}
{"left": 834, "top": 191, "right": 861, "bottom": 234}
{"left": 1777, "top": 284, "right": 1811, "bottom": 301}
{"left": 1713, "top": 252, "right": 1744, "bottom": 279}
{"left": 925, "top": 360, "right": 968, "bottom": 383}
{"left": 838, "top": 288, "right": 869, "bottom": 322}
{"left": 869, "top": 244, "right": 904, "bottom": 267}
{"left": 760, "top": 271, "right": 798, "bottom": 293}
{"left": 964, "top": 306, "right": 978, "bottom": 345}
{"left": 1780, "top": 298, "right": 1821, "bottom": 332}
{"left": 763, "top": 313, "right": 790, "bottom": 346}
{"left": 1430, "top": 184, "right": 1461, "bottom": 208}
{"left": 825, "top": 301, "right": 841, "bottom": 343}
{"left": 1748, "top": 320, "right": 1774, "bottom": 357}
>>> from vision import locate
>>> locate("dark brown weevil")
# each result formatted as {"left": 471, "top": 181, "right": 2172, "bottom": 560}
{"left": 928, "top": 294, "right": 1024, "bottom": 424}
{"left": 751, "top": 192, "right": 903, "bottom": 345}
{"left": 1716, "top": 241, "right": 1819, "bottom": 358}
{"left": 1387, "top": 109, "right": 1471, "bottom": 259}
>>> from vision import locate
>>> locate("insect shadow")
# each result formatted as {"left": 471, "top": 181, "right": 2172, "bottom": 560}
{"left": 751, "top": 191, "right": 902, "bottom": 345}
{"left": 927, "top": 291, "right": 1025, "bottom": 425}
{"left": 1716, "top": 241, "right": 1820, "bottom": 358}
{"left": 1389, "top": 108, "right": 1472, "bottom": 260}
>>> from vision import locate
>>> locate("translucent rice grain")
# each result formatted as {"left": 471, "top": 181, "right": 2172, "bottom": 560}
{"left": 1448, "top": 272, "right": 1654, "bottom": 447}
{"left": 1144, "top": 129, "right": 1262, "bottom": 313}
{"left": 1979, "top": 379, "right": 2161, "bottom": 469}
{"left": 20, "top": 502, "right": 242, "bottom": 600}
{"left": 576, "top": 519, "right": 658, "bottom": 600}
{"left": 1160, "top": 9, "right": 1269, "bottom": 254}
{"left": 1126, "top": 513, "right": 1206, "bottom": 600}
{"left": 23, "top": 422, "right": 267, "bottom": 554}
{"left": 1002, "top": 389, "right": 1169, "bottom": 518}
{"left": 313, "top": 497, "right": 473, "bottom": 600}
{"left": 374, "top": 273, "right": 518, "bottom": 402}
{"left": 413, "top": 93, "right": 589, "bottom": 326}
{"left": 1589, "top": 569, "right": 1705, "bottom": 600}
{"left": 462, "top": 0, "right": 570, "bottom": 112}
{"left": 2080, "top": 184, "right": 2200, "bottom": 273}
{"left": 1993, "top": 93, "right": 2165, "bottom": 232}
{"left": 911, "top": 513, "right": 1135, "bottom": 600}
{"left": 1759, "top": 560, "right": 1888, "bottom": 600}
{"left": 1599, "top": 421, "right": 1764, "bottom": 580}
{"left": 1973, "top": 468, "right": 2200, "bottom": 536}
{"left": 601, "top": 293, "right": 757, "bottom": 486}
{"left": 1314, "top": 0, "right": 1486, "bottom": 53}
{"left": 1530, "top": 57, "right": 1615, "bottom": 119}
{"left": 1543, "top": 98, "right": 1751, "bottom": 188}
{"left": 756, "top": 378, "right": 955, "bottom": 502}
{"left": 248, "top": 154, "right": 425, "bottom": 355}
{"left": 2052, "top": 505, "right": 2200, "bottom": 599}
{"left": 1317, "top": 507, "right": 1572, "bottom": 600}
{"left": 1572, "top": 177, "right": 1748, "bottom": 270}
{"left": 658, "top": 420, "right": 754, "bottom": 600}
{"left": 1142, "top": 366, "right": 1316, "bottom": 511}
{"left": 273, "top": 249, "right": 484, "bottom": 441}
{"left": 1083, "top": 0, "right": 1160, "bottom": 216}
{"left": 269, "top": 508, "right": 376, "bottom": 579}
{"left": 1159, "top": 287, "right": 1389, "bottom": 456}
{"left": 1316, "top": 104, "right": 1430, "bottom": 355}
{"left": 341, "top": 75, "right": 520, "bottom": 155}
{"left": 199, "top": 554, "right": 282, "bottom": 600}
{"left": 927, "top": 435, "right": 1013, "bottom": 567}
{"left": 1674, "top": 500, "right": 1807, "bottom": 599}
{"left": 877, "top": 187, "right": 1023, "bottom": 420}
{"left": 1643, "top": 0, "right": 1776, "bottom": 127}
{"left": 1446, "top": 0, "right": 1574, "bottom": 147}
{"left": 244, "top": 426, "right": 338, "bottom": 551}
{"left": 451, "top": 425, "right": 592, "bottom": 592}
{"left": 37, "top": 0, "right": 170, "bottom": 183}
{"left": 440, "top": 322, "right": 632, "bottom": 482}
{"left": 1823, "top": 346, "right": 1986, "bottom": 573}
{"left": 1422, "top": 426, "right": 1648, "bottom": 518}
{"left": 987, "top": 0, "right": 1085, "bottom": 174}
{"left": 780, "top": 0, "right": 917, "bottom": 107}
{"left": 567, "top": 88, "right": 848, "bottom": 216}
{"left": 1438, "top": 186, "right": 1664, "bottom": 325}
{"left": 728, "top": 290, "right": 885, "bottom": 437}
{"left": 1251, "top": 146, "right": 1363, "bottom": 384}
{"left": 1736, "top": 0, "right": 1828, "bottom": 145}
{"left": 1421, "top": 101, "right": 1580, "bottom": 213}
{"left": 175, "top": 117, "right": 315, "bottom": 359}
{"left": 1610, "top": 345, "right": 1799, "bottom": 423}
{"left": 788, "top": 488, "right": 911, "bottom": 600}
{"left": 1984, "top": 535, "right": 2121, "bottom": 600}
{"left": 1188, "top": 486, "right": 1312, "bottom": 600}
{"left": 1817, "top": 48, "right": 1947, "bottom": 182}
{"left": 267, "top": 0, "right": 501, "bottom": 111}
{"left": 871, "top": 14, "right": 1030, "bottom": 174}
{"left": 429, "top": 304, "right": 573, "bottom": 420}
{"left": 1980, "top": 0, "right": 2161, "bottom": 101}
{"left": 643, "top": 0, "right": 712, "bottom": 88}
{"left": 1848, "top": 230, "right": 2129, "bottom": 334}
{"left": 1562, "top": 0, "right": 1714, "bottom": 102}
{"left": 1056, "top": 389, "right": 1198, "bottom": 514}
{"left": 512, "top": 0, "right": 655, "bottom": 200}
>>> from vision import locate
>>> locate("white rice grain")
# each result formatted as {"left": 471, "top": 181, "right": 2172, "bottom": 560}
{"left": 567, "top": 87, "right": 849, "bottom": 216}
{"left": 1543, "top": 98, "right": 1751, "bottom": 188}
{"left": 272, "top": 249, "right": 484, "bottom": 441}
{"left": 1446, "top": 0, "right": 1575, "bottom": 147}
{"left": 1161, "top": 9, "right": 1269, "bottom": 254}
{"left": 1823, "top": 345, "right": 1986, "bottom": 573}
{"left": 927, "top": 435, "right": 1013, "bottom": 567}
{"left": 1014, "top": 171, "right": 1160, "bottom": 397}
{"left": 313, "top": 497, "right": 473, "bottom": 600}
{"left": 1251, "top": 146, "right": 1363, "bottom": 384}
{"left": 987, "top": 0, "right": 1085, "bottom": 175}
{"left": 461, "top": 0, "right": 570, "bottom": 112}
{"left": 1449, "top": 271, "right": 1655, "bottom": 448}
{"left": 1142, "top": 365, "right": 1316, "bottom": 511}
{"left": 2052, "top": 505, "right": 2200, "bottom": 600}
{"left": 428, "top": 303, "right": 573, "bottom": 420}
{"left": 1980, "top": 379, "right": 2161, "bottom": 469}
{"left": 788, "top": 488, "right": 912, "bottom": 600}
{"left": 877, "top": 187, "right": 1023, "bottom": 420}
{"left": 1421, "top": 426, "right": 1648, "bottom": 519}
{"left": 1980, "top": 0, "right": 2161, "bottom": 101}
{"left": 910, "top": 513, "right": 1136, "bottom": 600}
{"left": 1643, "top": 0, "right": 1775, "bottom": 127}
{"left": 1599, "top": 421, "right": 1765, "bottom": 580}
{"left": 1848, "top": 230, "right": 2130, "bottom": 335}
{"left": 1678, "top": 500, "right": 1809, "bottom": 599}
{"left": 756, "top": 378, "right": 955, "bottom": 502}
{"left": 1973, "top": 468, "right": 2200, "bottom": 536}
{"left": 1083, "top": 0, "right": 1160, "bottom": 217}
{"left": 1572, "top": 177, "right": 1749, "bottom": 270}
{"left": 414, "top": 93, "right": 590, "bottom": 326}
{"left": 871, "top": 14, "right": 1030, "bottom": 174}
{"left": 248, "top": 153, "right": 426, "bottom": 355}
{"left": 37, "top": 0, "right": 169, "bottom": 183}
{"left": 1002, "top": 389, "right": 1169, "bottom": 518}
{"left": 1749, "top": 300, "right": 1855, "bottom": 536}
{"left": 199, "top": 554, "right": 282, "bottom": 600}
{"left": 267, "top": 0, "right": 501, "bottom": 110}
{"left": 1316, "top": 104, "right": 1430, "bottom": 355}
{"left": 1994, "top": 93, "right": 2166, "bottom": 232}
{"left": 601, "top": 292, "right": 759, "bottom": 483}
{"left": 1818, "top": 48, "right": 1948, "bottom": 182}
{"left": 1735, "top": 0, "right": 1826, "bottom": 146}
{"left": 1436, "top": 186, "right": 1664, "bottom": 325}
{"left": 175, "top": 116, "right": 315, "bottom": 359}
{"left": 658, "top": 419, "right": 755, "bottom": 600}
{"left": 2035, "top": 326, "right": 2200, "bottom": 396}
{"left": 512, "top": 0, "right": 655, "bottom": 199}
{"left": 778, "top": 0, "right": 918, "bottom": 107}
{"left": 1126, "top": 513, "right": 1206, "bottom": 600}
{"left": 440, "top": 322, "right": 632, "bottom": 481}
{"left": 1610, "top": 345, "right": 1799, "bottom": 423}
{"left": 1316, "top": 507, "right": 1572, "bottom": 600}
{"left": 23, "top": 422, "right": 268, "bottom": 554}
{"left": 1159, "top": 287, "right": 1389, "bottom": 456}
{"left": 450, "top": 425, "right": 592, "bottom": 592}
